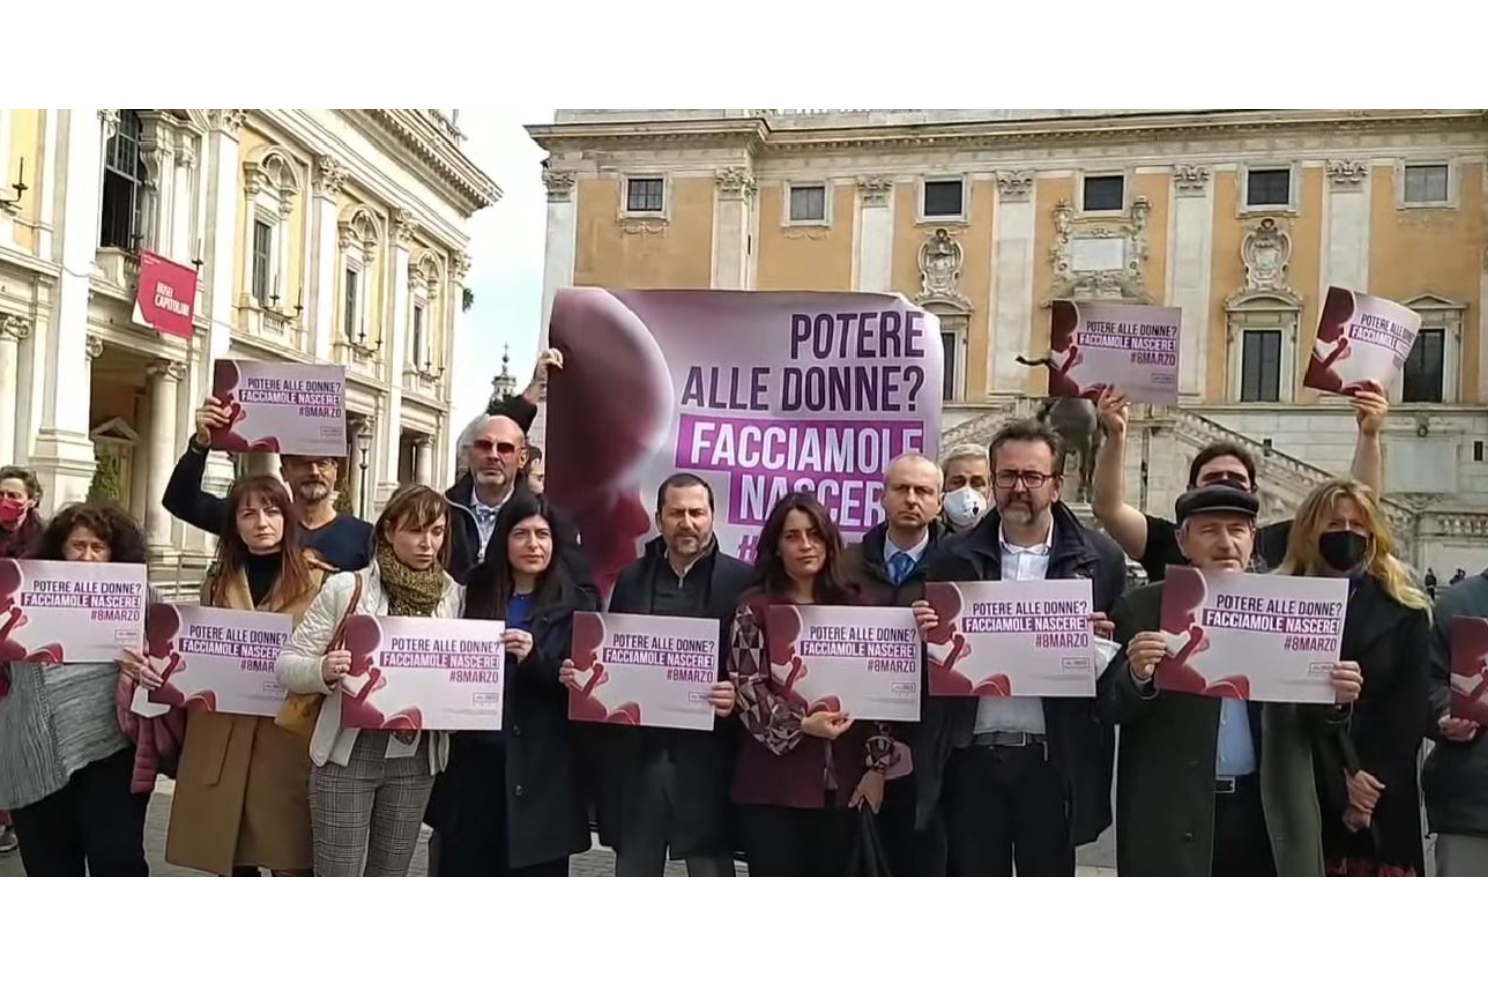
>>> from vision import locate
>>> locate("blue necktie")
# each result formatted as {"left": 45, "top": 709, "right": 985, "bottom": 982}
{"left": 889, "top": 551, "right": 915, "bottom": 586}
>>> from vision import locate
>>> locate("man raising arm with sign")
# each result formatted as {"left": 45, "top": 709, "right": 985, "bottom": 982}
{"left": 1100, "top": 486, "right": 1363, "bottom": 877}
{"left": 1092, "top": 389, "right": 1389, "bottom": 580}
{"left": 165, "top": 397, "right": 372, "bottom": 573}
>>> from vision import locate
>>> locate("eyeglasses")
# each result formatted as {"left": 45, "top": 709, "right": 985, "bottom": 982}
{"left": 473, "top": 440, "right": 521, "bottom": 456}
{"left": 994, "top": 470, "right": 1055, "bottom": 490}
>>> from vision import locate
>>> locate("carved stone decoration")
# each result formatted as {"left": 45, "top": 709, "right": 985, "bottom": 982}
{"left": 995, "top": 170, "right": 1034, "bottom": 202}
{"left": 1241, "top": 217, "right": 1293, "bottom": 293}
{"left": 394, "top": 209, "right": 419, "bottom": 247}
{"left": 452, "top": 251, "right": 472, "bottom": 282}
{"left": 1172, "top": 164, "right": 1212, "bottom": 195}
{"left": 174, "top": 140, "right": 197, "bottom": 169}
{"left": 541, "top": 169, "right": 576, "bottom": 202}
{"left": 1047, "top": 197, "right": 1152, "bottom": 302}
{"left": 857, "top": 175, "right": 894, "bottom": 207}
{"left": 0, "top": 314, "right": 32, "bottom": 342}
{"left": 313, "top": 155, "right": 349, "bottom": 199}
{"left": 208, "top": 109, "right": 247, "bottom": 137}
{"left": 715, "top": 167, "right": 756, "bottom": 202}
{"left": 1326, "top": 160, "right": 1368, "bottom": 188}
{"left": 916, "top": 228, "right": 971, "bottom": 309}
{"left": 620, "top": 218, "right": 668, "bottom": 235}
{"left": 147, "top": 359, "right": 187, "bottom": 383}
{"left": 85, "top": 334, "right": 105, "bottom": 361}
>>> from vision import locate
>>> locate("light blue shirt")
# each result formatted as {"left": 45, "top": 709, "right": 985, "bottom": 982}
{"left": 1216, "top": 698, "right": 1257, "bottom": 778}
{"left": 883, "top": 529, "right": 930, "bottom": 583}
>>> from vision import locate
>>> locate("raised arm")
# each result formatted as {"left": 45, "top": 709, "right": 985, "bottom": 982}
{"left": 163, "top": 398, "right": 234, "bottom": 536}
{"left": 1348, "top": 392, "right": 1387, "bottom": 494}
{"left": 1092, "top": 390, "right": 1149, "bottom": 560}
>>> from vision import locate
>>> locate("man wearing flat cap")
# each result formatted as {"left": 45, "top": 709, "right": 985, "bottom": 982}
{"left": 1099, "top": 486, "right": 1365, "bottom": 876}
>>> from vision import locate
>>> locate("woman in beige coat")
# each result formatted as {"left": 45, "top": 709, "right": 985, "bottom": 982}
{"left": 163, "top": 474, "right": 325, "bottom": 875}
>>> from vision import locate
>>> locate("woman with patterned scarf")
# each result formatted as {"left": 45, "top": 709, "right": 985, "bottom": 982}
{"left": 276, "top": 485, "right": 464, "bottom": 876}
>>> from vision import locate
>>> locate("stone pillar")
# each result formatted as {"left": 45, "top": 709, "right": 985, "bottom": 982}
{"left": 1322, "top": 160, "right": 1371, "bottom": 296}
{"left": 138, "top": 113, "right": 176, "bottom": 256}
{"left": 377, "top": 211, "right": 415, "bottom": 507}
{"left": 711, "top": 167, "right": 755, "bottom": 290}
{"left": 1169, "top": 165, "right": 1215, "bottom": 398}
{"left": 145, "top": 360, "right": 185, "bottom": 549}
{"left": 538, "top": 169, "right": 577, "bottom": 343}
{"left": 415, "top": 437, "right": 433, "bottom": 487}
{"left": 309, "top": 156, "right": 347, "bottom": 362}
{"left": 171, "top": 137, "right": 198, "bottom": 266}
{"left": 32, "top": 109, "right": 108, "bottom": 512}
{"left": 854, "top": 176, "right": 895, "bottom": 293}
{"left": 0, "top": 316, "right": 31, "bottom": 465}
{"left": 990, "top": 171, "right": 1037, "bottom": 393}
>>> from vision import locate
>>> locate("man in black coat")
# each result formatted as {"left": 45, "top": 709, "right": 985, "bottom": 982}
{"left": 594, "top": 473, "right": 754, "bottom": 876}
{"left": 1424, "top": 566, "right": 1488, "bottom": 876}
{"left": 911, "top": 419, "right": 1126, "bottom": 876}
{"left": 840, "top": 452, "right": 950, "bottom": 876}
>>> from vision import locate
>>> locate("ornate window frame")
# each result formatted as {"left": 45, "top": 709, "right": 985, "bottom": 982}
{"left": 1076, "top": 169, "right": 1128, "bottom": 217}
{"left": 1224, "top": 291, "right": 1300, "bottom": 403}
{"left": 1393, "top": 292, "right": 1465, "bottom": 404}
{"left": 408, "top": 249, "right": 444, "bottom": 374}
{"left": 337, "top": 204, "right": 382, "bottom": 346}
{"left": 240, "top": 145, "right": 301, "bottom": 310}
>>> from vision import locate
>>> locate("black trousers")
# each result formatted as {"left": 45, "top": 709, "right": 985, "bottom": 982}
{"left": 945, "top": 745, "right": 1075, "bottom": 877}
{"left": 877, "top": 774, "right": 948, "bottom": 876}
{"left": 1211, "top": 776, "right": 1276, "bottom": 877}
{"left": 738, "top": 803, "right": 855, "bottom": 877}
{"left": 436, "top": 739, "right": 569, "bottom": 877}
{"left": 10, "top": 746, "right": 149, "bottom": 877}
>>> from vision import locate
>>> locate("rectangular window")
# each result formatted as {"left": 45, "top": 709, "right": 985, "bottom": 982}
{"left": 1240, "top": 330, "right": 1282, "bottom": 402}
{"left": 922, "top": 179, "right": 964, "bottom": 218}
{"left": 941, "top": 330, "right": 960, "bottom": 402}
{"left": 1246, "top": 168, "right": 1291, "bottom": 207}
{"left": 626, "top": 177, "right": 664, "bottom": 213}
{"left": 251, "top": 220, "right": 273, "bottom": 302}
{"left": 1402, "top": 327, "right": 1445, "bottom": 403}
{"left": 343, "top": 268, "right": 359, "bottom": 340}
{"left": 412, "top": 303, "right": 426, "bottom": 368}
{"left": 789, "top": 185, "right": 826, "bottom": 222}
{"left": 1404, "top": 165, "right": 1449, "bottom": 204}
{"left": 99, "top": 110, "right": 143, "bottom": 251}
{"left": 1083, "top": 175, "right": 1124, "bottom": 212}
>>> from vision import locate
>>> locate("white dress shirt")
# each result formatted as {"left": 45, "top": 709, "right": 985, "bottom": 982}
{"left": 973, "top": 521, "right": 1054, "bottom": 736}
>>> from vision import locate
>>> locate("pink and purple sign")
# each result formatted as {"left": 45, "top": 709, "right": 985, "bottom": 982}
{"left": 546, "top": 289, "right": 942, "bottom": 594}
{"left": 1156, "top": 567, "right": 1348, "bottom": 703}
{"left": 923, "top": 580, "right": 1095, "bottom": 698}
{"left": 1044, "top": 300, "right": 1181, "bottom": 405}
{"left": 336, "top": 615, "right": 506, "bottom": 732}
{"left": 1450, "top": 616, "right": 1488, "bottom": 727}
{"left": 567, "top": 611, "right": 720, "bottom": 731}
{"left": 0, "top": 559, "right": 145, "bottom": 664}
{"left": 1304, "top": 287, "right": 1422, "bottom": 397}
{"left": 765, "top": 604, "right": 920, "bottom": 722}
{"left": 209, "top": 359, "right": 347, "bottom": 457}
{"left": 131, "top": 604, "right": 292, "bottom": 718}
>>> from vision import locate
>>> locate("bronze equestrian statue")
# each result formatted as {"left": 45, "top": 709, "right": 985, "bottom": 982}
{"left": 1015, "top": 354, "right": 1104, "bottom": 502}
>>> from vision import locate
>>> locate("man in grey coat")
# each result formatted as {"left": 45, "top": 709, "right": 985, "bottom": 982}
{"left": 1100, "top": 486, "right": 1364, "bottom": 876}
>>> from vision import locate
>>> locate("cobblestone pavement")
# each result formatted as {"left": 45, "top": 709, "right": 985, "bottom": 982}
{"left": 2, "top": 780, "right": 1116, "bottom": 877}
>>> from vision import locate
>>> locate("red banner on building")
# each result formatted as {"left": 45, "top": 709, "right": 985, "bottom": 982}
{"left": 134, "top": 250, "right": 198, "bottom": 340}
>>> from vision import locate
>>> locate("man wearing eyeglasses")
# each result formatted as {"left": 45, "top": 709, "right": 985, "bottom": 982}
{"left": 445, "top": 413, "right": 530, "bottom": 583}
{"left": 911, "top": 419, "right": 1127, "bottom": 876}
{"left": 166, "top": 397, "right": 373, "bottom": 572}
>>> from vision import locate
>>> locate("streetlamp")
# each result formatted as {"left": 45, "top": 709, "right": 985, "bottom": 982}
{"left": 355, "top": 420, "right": 373, "bottom": 519}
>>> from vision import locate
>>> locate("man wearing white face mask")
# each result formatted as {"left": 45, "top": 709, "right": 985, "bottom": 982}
{"left": 940, "top": 445, "right": 991, "bottom": 534}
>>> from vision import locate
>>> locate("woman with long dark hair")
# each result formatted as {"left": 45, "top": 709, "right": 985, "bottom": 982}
{"left": 0, "top": 504, "right": 151, "bottom": 876}
{"left": 729, "top": 491, "right": 891, "bottom": 876}
{"left": 154, "top": 475, "right": 324, "bottom": 876}
{"left": 436, "top": 492, "right": 594, "bottom": 876}
{"left": 276, "top": 485, "right": 463, "bottom": 876}
{"left": 1279, "top": 478, "right": 1432, "bottom": 876}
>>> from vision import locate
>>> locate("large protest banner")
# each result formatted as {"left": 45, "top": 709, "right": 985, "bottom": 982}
{"left": 1156, "top": 567, "right": 1348, "bottom": 703}
{"left": 1042, "top": 300, "right": 1181, "bottom": 405}
{"left": 337, "top": 615, "right": 506, "bottom": 731}
{"left": 923, "top": 580, "right": 1095, "bottom": 697}
{"left": 1303, "top": 287, "right": 1422, "bottom": 397}
{"left": 568, "top": 611, "right": 720, "bottom": 731}
{"left": 209, "top": 359, "right": 347, "bottom": 457}
{"left": 546, "top": 290, "right": 943, "bottom": 591}
{"left": 0, "top": 559, "right": 146, "bottom": 664}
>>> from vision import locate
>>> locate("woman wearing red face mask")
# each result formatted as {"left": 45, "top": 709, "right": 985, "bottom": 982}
{"left": 0, "top": 466, "right": 45, "bottom": 855}
{"left": 1279, "top": 479, "right": 1432, "bottom": 876}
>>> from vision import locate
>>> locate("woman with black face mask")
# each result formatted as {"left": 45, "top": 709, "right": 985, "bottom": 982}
{"left": 1279, "top": 479, "right": 1431, "bottom": 876}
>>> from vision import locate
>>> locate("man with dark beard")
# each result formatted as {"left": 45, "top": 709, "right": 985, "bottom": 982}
{"left": 164, "top": 396, "right": 373, "bottom": 572}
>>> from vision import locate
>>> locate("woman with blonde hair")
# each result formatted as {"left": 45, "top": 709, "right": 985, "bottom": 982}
{"left": 276, "top": 484, "right": 463, "bottom": 877}
{"left": 144, "top": 474, "right": 324, "bottom": 876}
{"left": 1279, "top": 478, "right": 1431, "bottom": 876}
